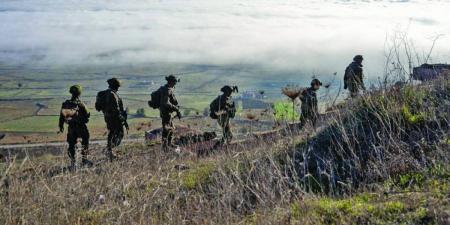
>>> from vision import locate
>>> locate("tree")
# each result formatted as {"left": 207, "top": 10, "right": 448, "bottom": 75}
{"left": 136, "top": 108, "right": 146, "bottom": 118}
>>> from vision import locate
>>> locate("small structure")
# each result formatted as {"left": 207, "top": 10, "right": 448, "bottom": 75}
{"left": 238, "top": 90, "right": 270, "bottom": 110}
{"left": 241, "top": 90, "right": 265, "bottom": 100}
{"left": 412, "top": 64, "right": 450, "bottom": 81}
{"left": 129, "top": 80, "right": 155, "bottom": 89}
{"left": 35, "top": 103, "right": 48, "bottom": 115}
{"left": 241, "top": 99, "right": 271, "bottom": 109}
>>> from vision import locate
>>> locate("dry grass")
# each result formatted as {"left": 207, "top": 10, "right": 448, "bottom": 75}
{"left": 0, "top": 78, "right": 449, "bottom": 224}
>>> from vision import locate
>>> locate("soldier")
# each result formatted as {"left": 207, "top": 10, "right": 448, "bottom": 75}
{"left": 210, "top": 85, "right": 237, "bottom": 144}
{"left": 344, "top": 55, "right": 366, "bottom": 97}
{"left": 100, "top": 78, "right": 129, "bottom": 161}
{"left": 299, "top": 79, "right": 322, "bottom": 127}
{"left": 58, "top": 85, "right": 92, "bottom": 169}
{"left": 159, "top": 75, "right": 181, "bottom": 150}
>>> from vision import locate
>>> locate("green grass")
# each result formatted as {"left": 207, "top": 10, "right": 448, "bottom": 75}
{"left": 0, "top": 115, "right": 61, "bottom": 132}
{"left": 284, "top": 164, "right": 450, "bottom": 225}
{"left": 273, "top": 101, "right": 299, "bottom": 121}
{"left": 0, "top": 114, "right": 152, "bottom": 133}
{"left": 287, "top": 189, "right": 445, "bottom": 225}
{"left": 401, "top": 104, "right": 426, "bottom": 124}
{"left": 180, "top": 162, "right": 217, "bottom": 190}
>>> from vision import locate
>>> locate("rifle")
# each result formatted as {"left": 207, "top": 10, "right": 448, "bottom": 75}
{"left": 176, "top": 109, "right": 182, "bottom": 120}
{"left": 121, "top": 111, "right": 130, "bottom": 132}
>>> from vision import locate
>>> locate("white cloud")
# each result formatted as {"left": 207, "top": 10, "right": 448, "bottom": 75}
{"left": 0, "top": 0, "right": 449, "bottom": 76}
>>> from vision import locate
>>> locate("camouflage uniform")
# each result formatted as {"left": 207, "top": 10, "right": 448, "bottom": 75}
{"left": 59, "top": 96, "right": 90, "bottom": 165}
{"left": 103, "top": 89, "right": 126, "bottom": 152}
{"left": 159, "top": 84, "right": 179, "bottom": 148}
{"left": 299, "top": 87, "right": 319, "bottom": 127}
{"left": 344, "top": 61, "right": 365, "bottom": 97}
{"left": 214, "top": 94, "right": 235, "bottom": 143}
{"left": 210, "top": 86, "right": 237, "bottom": 144}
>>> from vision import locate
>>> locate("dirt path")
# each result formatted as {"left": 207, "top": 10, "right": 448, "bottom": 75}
{"left": 0, "top": 138, "right": 145, "bottom": 161}
{"left": 0, "top": 138, "right": 143, "bottom": 150}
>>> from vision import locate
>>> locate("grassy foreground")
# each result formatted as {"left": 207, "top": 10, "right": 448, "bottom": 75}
{"left": 0, "top": 78, "right": 449, "bottom": 224}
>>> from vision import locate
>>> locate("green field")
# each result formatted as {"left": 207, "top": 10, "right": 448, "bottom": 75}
{"left": 0, "top": 63, "right": 333, "bottom": 143}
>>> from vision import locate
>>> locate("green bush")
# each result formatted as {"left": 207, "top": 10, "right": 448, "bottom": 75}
{"left": 273, "top": 101, "right": 299, "bottom": 121}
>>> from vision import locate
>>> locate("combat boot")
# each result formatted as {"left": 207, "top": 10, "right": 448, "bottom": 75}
{"left": 68, "top": 158, "right": 76, "bottom": 172}
{"left": 81, "top": 158, "right": 93, "bottom": 167}
{"left": 105, "top": 149, "right": 117, "bottom": 162}
{"left": 68, "top": 149, "right": 76, "bottom": 171}
{"left": 167, "top": 134, "right": 179, "bottom": 149}
{"left": 162, "top": 138, "right": 170, "bottom": 151}
{"left": 163, "top": 142, "right": 179, "bottom": 151}
{"left": 81, "top": 148, "right": 93, "bottom": 167}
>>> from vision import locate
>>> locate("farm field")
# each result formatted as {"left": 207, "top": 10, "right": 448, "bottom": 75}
{"left": 0, "top": 63, "right": 324, "bottom": 144}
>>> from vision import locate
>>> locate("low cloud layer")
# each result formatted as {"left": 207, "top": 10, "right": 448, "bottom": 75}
{"left": 0, "top": 0, "right": 449, "bottom": 76}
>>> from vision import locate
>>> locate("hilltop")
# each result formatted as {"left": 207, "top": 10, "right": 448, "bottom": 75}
{"left": 0, "top": 77, "right": 449, "bottom": 225}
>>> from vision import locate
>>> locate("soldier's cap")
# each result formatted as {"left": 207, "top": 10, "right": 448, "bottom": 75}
{"left": 353, "top": 55, "right": 364, "bottom": 61}
{"left": 69, "top": 85, "right": 82, "bottom": 95}
{"left": 220, "top": 85, "right": 238, "bottom": 93}
{"left": 165, "top": 75, "right": 180, "bottom": 83}
{"left": 311, "top": 79, "right": 323, "bottom": 86}
{"left": 107, "top": 77, "right": 121, "bottom": 87}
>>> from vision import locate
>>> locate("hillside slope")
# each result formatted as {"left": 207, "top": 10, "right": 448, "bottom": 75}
{"left": 0, "top": 78, "right": 449, "bottom": 225}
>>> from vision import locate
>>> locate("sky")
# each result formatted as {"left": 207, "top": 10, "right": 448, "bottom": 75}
{"left": 0, "top": 0, "right": 449, "bottom": 77}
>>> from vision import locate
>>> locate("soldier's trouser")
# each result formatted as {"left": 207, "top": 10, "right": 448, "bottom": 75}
{"left": 218, "top": 115, "right": 232, "bottom": 143}
{"left": 348, "top": 83, "right": 363, "bottom": 98}
{"left": 161, "top": 114, "right": 174, "bottom": 148}
{"left": 300, "top": 109, "right": 317, "bottom": 128}
{"left": 67, "top": 124, "right": 90, "bottom": 162}
{"left": 105, "top": 118, "right": 124, "bottom": 151}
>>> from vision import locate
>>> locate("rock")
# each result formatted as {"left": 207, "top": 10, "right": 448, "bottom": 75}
{"left": 98, "top": 194, "right": 105, "bottom": 204}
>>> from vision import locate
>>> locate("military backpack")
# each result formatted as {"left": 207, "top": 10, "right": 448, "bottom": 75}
{"left": 209, "top": 96, "right": 220, "bottom": 119}
{"left": 148, "top": 86, "right": 163, "bottom": 109}
{"left": 61, "top": 101, "right": 79, "bottom": 123}
{"left": 95, "top": 90, "right": 109, "bottom": 112}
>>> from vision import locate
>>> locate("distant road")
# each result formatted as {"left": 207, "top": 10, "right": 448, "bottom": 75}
{"left": 0, "top": 119, "right": 274, "bottom": 149}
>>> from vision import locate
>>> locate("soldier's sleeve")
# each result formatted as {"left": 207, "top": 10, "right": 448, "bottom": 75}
{"left": 118, "top": 98, "right": 125, "bottom": 113}
{"left": 209, "top": 97, "right": 218, "bottom": 112}
{"left": 161, "top": 88, "right": 178, "bottom": 111}
{"left": 312, "top": 93, "right": 318, "bottom": 112}
{"left": 108, "top": 92, "right": 121, "bottom": 117}
{"left": 358, "top": 68, "right": 366, "bottom": 89}
{"left": 227, "top": 98, "right": 235, "bottom": 109}
{"left": 344, "top": 67, "right": 350, "bottom": 82}
{"left": 79, "top": 102, "right": 90, "bottom": 119}
{"left": 299, "top": 90, "right": 306, "bottom": 102}
{"left": 226, "top": 97, "right": 235, "bottom": 110}
{"left": 58, "top": 103, "right": 65, "bottom": 130}
{"left": 171, "top": 92, "right": 178, "bottom": 106}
